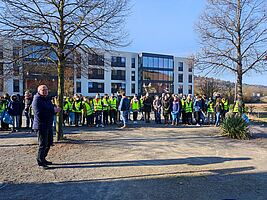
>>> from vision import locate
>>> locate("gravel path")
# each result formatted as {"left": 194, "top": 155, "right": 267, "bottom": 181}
{"left": 0, "top": 124, "right": 266, "bottom": 200}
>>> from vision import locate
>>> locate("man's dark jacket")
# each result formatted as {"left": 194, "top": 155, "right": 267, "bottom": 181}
{"left": 32, "top": 93, "right": 54, "bottom": 130}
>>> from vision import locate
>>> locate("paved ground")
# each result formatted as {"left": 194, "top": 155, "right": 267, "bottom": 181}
{"left": 0, "top": 123, "right": 266, "bottom": 200}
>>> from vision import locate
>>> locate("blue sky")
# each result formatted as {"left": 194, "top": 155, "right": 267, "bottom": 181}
{"left": 121, "top": 0, "right": 267, "bottom": 86}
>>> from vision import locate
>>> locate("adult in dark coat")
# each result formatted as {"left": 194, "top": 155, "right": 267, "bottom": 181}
{"left": 143, "top": 93, "right": 152, "bottom": 123}
{"left": 32, "top": 85, "right": 61, "bottom": 169}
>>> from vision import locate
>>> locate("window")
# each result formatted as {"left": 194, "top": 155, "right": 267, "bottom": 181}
{"left": 188, "top": 85, "right": 192, "bottom": 94}
{"left": 178, "top": 85, "right": 183, "bottom": 94}
{"left": 164, "top": 58, "right": 169, "bottom": 68}
{"left": 88, "top": 82, "right": 104, "bottom": 93}
{"left": 88, "top": 53, "right": 104, "bottom": 66}
{"left": 111, "top": 56, "right": 126, "bottom": 67}
{"left": 76, "top": 81, "right": 81, "bottom": 93}
{"left": 13, "top": 63, "right": 19, "bottom": 76}
{"left": 76, "top": 66, "right": 81, "bottom": 79}
{"left": 143, "top": 57, "right": 148, "bottom": 67}
{"left": 159, "top": 58, "right": 164, "bottom": 68}
{"left": 111, "top": 70, "right": 125, "bottom": 80}
{"left": 13, "top": 79, "right": 19, "bottom": 92}
{"left": 189, "top": 74, "right": 193, "bottom": 83}
{"left": 189, "top": 65, "right": 193, "bottom": 72}
{"left": 154, "top": 57, "right": 159, "bottom": 67}
{"left": 131, "top": 83, "right": 135, "bottom": 94}
{"left": 178, "top": 74, "right": 183, "bottom": 83}
{"left": 111, "top": 83, "right": 123, "bottom": 93}
{"left": 178, "top": 62, "right": 183, "bottom": 71}
{"left": 131, "top": 58, "right": 135, "bottom": 68}
{"left": 88, "top": 68, "right": 104, "bottom": 79}
{"left": 0, "top": 63, "right": 3, "bottom": 75}
{"left": 131, "top": 71, "right": 135, "bottom": 81}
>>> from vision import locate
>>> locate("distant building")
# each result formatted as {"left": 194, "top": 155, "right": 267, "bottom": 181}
{"left": 0, "top": 39, "right": 194, "bottom": 96}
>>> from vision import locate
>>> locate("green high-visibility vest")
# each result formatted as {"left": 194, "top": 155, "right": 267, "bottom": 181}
{"left": 93, "top": 99, "right": 102, "bottom": 111}
{"left": 181, "top": 99, "right": 186, "bottom": 109}
{"left": 63, "top": 101, "right": 72, "bottom": 111}
{"left": 84, "top": 102, "right": 93, "bottom": 115}
{"left": 109, "top": 97, "right": 117, "bottom": 110}
{"left": 0, "top": 100, "right": 7, "bottom": 113}
{"left": 233, "top": 101, "right": 239, "bottom": 113}
{"left": 140, "top": 99, "right": 144, "bottom": 107}
{"left": 131, "top": 99, "right": 140, "bottom": 111}
{"left": 73, "top": 101, "right": 82, "bottom": 113}
{"left": 185, "top": 101, "right": 193, "bottom": 113}
{"left": 222, "top": 99, "right": 229, "bottom": 111}
{"left": 207, "top": 102, "right": 214, "bottom": 113}
{"left": 102, "top": 98, "right": 109, "bottom": 111}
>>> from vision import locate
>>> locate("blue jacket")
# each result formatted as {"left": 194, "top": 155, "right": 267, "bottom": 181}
{"left": 172, "top": 100, "right": 180, "bottom": 112}
{"left": 32, "top": 93, "right": 55, "bottom": 130}
{"left": 118, "top": 97, "right": 130, "bottom": 111}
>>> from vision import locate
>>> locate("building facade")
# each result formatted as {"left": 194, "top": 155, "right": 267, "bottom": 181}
{"left": 0, "top": 39, "right": 194, "bottom": 97}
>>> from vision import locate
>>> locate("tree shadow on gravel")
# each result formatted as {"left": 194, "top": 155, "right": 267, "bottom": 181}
{"left": 49, "top": 156, "right": 251, "bottom": 169}
{"left": 1, "top": 167, "right": 266, "bottom": 200}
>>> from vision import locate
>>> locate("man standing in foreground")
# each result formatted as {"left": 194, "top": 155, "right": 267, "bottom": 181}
{"left": 32, "top": 85, "right": 61, "bottom": 169}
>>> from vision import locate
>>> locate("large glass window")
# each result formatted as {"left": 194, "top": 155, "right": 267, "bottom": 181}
{"left": 178, "top": 74, "right": 183, "bottom": 83}
{"left": 164, "top": 58, "right": 169, "bottom": 69}
{"left": 131, "top": 71, "right": 135, "bottom": 81}
{"left": 154, "top": 57, "right": 159, "bottom": 67}
{"left": 88, "top": 68, "right": 104, "bottom": 79}
{"left": 13, "top": 79, "right": 19, "bottom": 92}
{"left": 111, "top": 70, "right": 125, "bottom": 80}
{"left": 178, "top": 85, "right": 183, "bottom": 94}
{"left": 111, "top": 83, "right": 125, "bottom": 93}
{"left": 178, "top": 62, "right": 183, "bottom": 71}
{"left": 131, "top": 58, "right": 135, "bottom": 68}
{"left": 189, "top": 74, "right": 193, "bottom": 83}
{"left": 88, "top": 82, "right": 104, "bottom": 93}
{"left": 188, "top": 85, "right": 192, "bottom": 94}
{"left": 88, "top": 53, "right": 104, "bottom": 66}
{"left": 189, "top": 65, "right": 193, "bottom": 72}
{"left": 143, "top": 56, "right": 148, "bottom": 67}
{"left": 111, "top": 56, "right": 126, "bottom": 67}
{"left": 76, "top": 81, "right": 81, "bottom": 93}
{"left": 159, "top": 58, "right": 164, "bottom": 68}
{"left": 131, "top": 83, "right": 135, "bottom": 94}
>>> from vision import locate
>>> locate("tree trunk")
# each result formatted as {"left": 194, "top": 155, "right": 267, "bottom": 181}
{"left": 56, "top": 59, "right": 64, "bottom": 141}
{"left": 236, "top": 68, "right": 243, "bottom": 102}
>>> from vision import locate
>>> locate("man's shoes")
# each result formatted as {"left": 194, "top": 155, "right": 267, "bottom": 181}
{"left": 38, "top": 162, "right": 50, "bottom": 170}
{"left": 44, "top": 160, "right": 52, "bottom": 165}
{"left": 120, "top": 125, "right": 127, "bottom": 129}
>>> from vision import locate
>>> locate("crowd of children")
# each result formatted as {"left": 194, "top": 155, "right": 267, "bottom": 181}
{"left": 0, "top": 90, "right": 245, "bottom": 131}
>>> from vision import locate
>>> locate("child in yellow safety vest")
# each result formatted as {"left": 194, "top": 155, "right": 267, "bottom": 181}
{"left": 102, "top": 94, "right": 110, "bottom": 125}
{"left": 131, "top": 94, "right": 140, "bottom": 123}
{"left": 83, "top": 97, "right": 94, "bottom": 127}
{"left": 185, "top": 95, "right": 193, "bottom": 125}
{"left": 108, "top": 93, "right": 117, "bottom": 125}
{"left": 93, "top": 93, "right": 103, "bottom": 127}
{"left": 207, "top": 97, "right": 215, "bottom": 125}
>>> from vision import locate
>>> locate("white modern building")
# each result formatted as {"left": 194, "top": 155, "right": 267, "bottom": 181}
{"left": 0, "top": 39, "right": 194, "bottom": 97}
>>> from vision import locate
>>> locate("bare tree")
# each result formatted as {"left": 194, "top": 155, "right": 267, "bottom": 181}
{"left": 0, "top": 0, "right": 129, "bottom": 140}
{"left": 196, "top": 0, "right": 267, "bottom": 106}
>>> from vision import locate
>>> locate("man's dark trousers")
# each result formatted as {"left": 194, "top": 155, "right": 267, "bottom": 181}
{"left": 37, "top": 127, "right": 53, "bottom": 165}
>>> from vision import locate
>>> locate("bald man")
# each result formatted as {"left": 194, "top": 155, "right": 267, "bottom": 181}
{"left": 32, "top": 85, "right": 61, "bottom": 169}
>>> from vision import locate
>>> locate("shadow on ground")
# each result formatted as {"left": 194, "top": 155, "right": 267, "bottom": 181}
{"left": 1, "top": 167, "right": 266, "bottom": 200}
{"left": 49, "top": 156, "right": 251, "bottom": 169}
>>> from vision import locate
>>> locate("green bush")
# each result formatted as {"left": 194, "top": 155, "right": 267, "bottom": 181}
{"left": 221, "top": 114, "right": 251, "bottom": 140}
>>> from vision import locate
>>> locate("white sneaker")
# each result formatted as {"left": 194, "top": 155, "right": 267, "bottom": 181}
{"left": 196, "top": 124, "right": 200, "bottom": 126}
{"left": 96, "top": 124, "right": 99, "bottom": 128}
{"left": 100, "top": 124, "right": 104, "bottom": 128}
{"left": 134, "top": 121, "right": 137, "bottom": 124}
